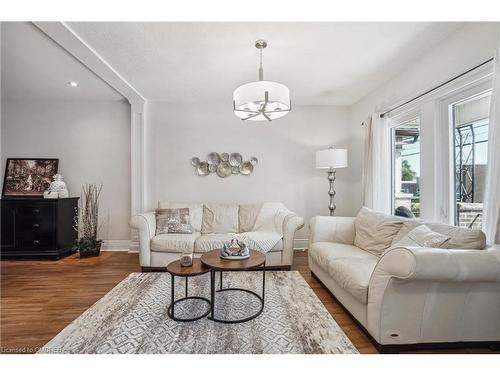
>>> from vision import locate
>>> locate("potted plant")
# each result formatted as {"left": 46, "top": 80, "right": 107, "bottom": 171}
{"left": 73, "top": 183, "right": 103, "bottom": 258}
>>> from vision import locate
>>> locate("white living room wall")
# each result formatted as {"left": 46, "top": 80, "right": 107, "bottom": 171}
{"left": 352, "top": 23, "right": 499, "bottom": 125}
{"left": 1, "top": 98, "right": 131, "bottom": 241}
{"left": 146, "top": 102, "right": 362, "bottom": 241}
{"left": 350, "top": 22, "right": 499, "bottom": 222}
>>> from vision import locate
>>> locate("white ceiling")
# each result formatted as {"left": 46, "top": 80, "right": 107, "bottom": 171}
{"left": 67, "top": 22, "right": 464, "bottom": 105}
{"left": 1, "top": 22, "right": 124, "bottom": 101}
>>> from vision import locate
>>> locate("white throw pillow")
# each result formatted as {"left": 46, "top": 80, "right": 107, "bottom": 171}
{"left": 391, "top": 224, "right": 450, "bottom": 249}
{"left": 354, "top": 207, "right": 405, "bottom": 256}
{"left": 201, "top": 203, "right": 239, "bottom": 234}
{"left": 391, "top": 220, "right": 486, "bottom": 250}
{"left": 239, "top": 204, "right": 262, "bottom": 233}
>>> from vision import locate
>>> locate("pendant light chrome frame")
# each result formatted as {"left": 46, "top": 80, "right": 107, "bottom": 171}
{"left": 233, "top": 40, "right": 292, "bottom": 122}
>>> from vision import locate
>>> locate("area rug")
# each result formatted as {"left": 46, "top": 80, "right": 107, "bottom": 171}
{"left": 40, "top": 271, "right": 358, "bottom": 354}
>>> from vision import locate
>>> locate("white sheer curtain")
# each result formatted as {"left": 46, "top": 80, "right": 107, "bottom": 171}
{"left": 483, "top": 47, "right": 500, "bottom": 245}
{"left": 362, "top": 113, "right": 391, "bottom": 214}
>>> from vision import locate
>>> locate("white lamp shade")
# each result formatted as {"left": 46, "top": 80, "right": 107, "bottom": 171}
{"left": 316, "top": 148, "right": 348, "bottom": 169}
{"left": 233, "top": 80, "right": 290, "bottom": 121}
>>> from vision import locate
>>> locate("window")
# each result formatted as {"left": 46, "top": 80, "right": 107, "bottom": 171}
{"left": 383, "top": 65, "right": 492, "bottom": 223}
{"left": 391, "top": 116, "right": 421, "bottom": 218}
{"left": 451, "top": 91, "right": 491, "bottom": 229}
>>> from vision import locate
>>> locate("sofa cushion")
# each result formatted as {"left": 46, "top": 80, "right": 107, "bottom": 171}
{"left": 239, "top": 204, "right": 262, "bottom": 232}
{"left": 426, "top": 223, "right": 486, "bottom": 249}
{"left": 309, "top": 242, "right": 378, "bottom": 304}
{"left": 194, "top": 233, "right": 235, "bottom": 253}
{"left": 391, "top": 220, "right": 486, "bottom": 250}
{"left": 201, "top": 203, "right": 239, "bottom": 234}
{"left": 194, "top": 233, "right": 283, "bottom": 253}
{"left": 150, "top": 232, "right": 201, "bottom": 253}
{"left": 155, "top": 208, "right": 193, "bottom": 235}
{"left": 354, "top": 207, "right": 405, "bottom": 256}
{"left": 391, "top": 225, "right": 450, "bottom": 249}
{"left": 329, "top": 258, "right": 378, "bottom": 305}
{"left": 158, "top": 202, "right": 203, "bottom": 232}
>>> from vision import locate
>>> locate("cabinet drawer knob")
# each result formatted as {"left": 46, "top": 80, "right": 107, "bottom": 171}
{"left": 33, "top": 240, "right": 40, "bottom": 245}
{"left": 33, "top": 209, "right": 40, "bottom": 214}
{"left": 33, "top": 223, "right": 40, "bottom": 228}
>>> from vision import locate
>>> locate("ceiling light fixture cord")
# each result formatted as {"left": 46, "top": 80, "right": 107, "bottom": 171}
{"left": 259, "top": 48, "right": 264, "bottom": 81}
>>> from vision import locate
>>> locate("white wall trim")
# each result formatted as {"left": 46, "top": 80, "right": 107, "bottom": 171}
{"left": 131, "top": 103, "right": 147, "bottom": 215}
{"left": 32, "top": 22, "right": 149, "bottom": 236}
{"left": 101, "top": 240, "right": 132, "bottom": 251}
{"left": 33, "top": 22, "right": 145, "bottom": 104}
{"left": 293, "top": 238, "right": 309, "bottom": 250}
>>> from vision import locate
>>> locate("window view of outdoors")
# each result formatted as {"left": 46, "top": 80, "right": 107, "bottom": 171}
{"left": 453, "top": 91, "right": 491, "bottom": 229}
{"left": 392, "top": 117, "right": 421, "bottom": 218}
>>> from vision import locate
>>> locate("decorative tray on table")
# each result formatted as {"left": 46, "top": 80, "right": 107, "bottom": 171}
{"left": 220, "top": 239, "right": 250, "bottom": 260}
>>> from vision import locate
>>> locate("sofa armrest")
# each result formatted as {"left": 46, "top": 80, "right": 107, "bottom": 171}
{"left": 309, "top": 216, "right": 355, "bottom": 246}
{"left": 129, "top": 212, "right": 156, "bottom": 267}
{"left": 374, "top": 246, "right": 500, "bottom": 282}
{"left": 281, "top": 213, "right": 305, "bottom": 265}
{"left": 367, "top": 245, "right": 500, "bottom": 344}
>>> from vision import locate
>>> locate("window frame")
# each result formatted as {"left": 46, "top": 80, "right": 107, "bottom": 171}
{"left": 383, "top": 63, "right": 493, "bottom": 223}
{"left": 388, "top": 111, "right": 422, "bottom": 217}
{"left": 439, "top": 84, "right": 492, "bottom": 225}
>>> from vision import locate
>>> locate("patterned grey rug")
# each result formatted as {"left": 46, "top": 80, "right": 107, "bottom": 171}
{"left": 40, "top": 271, "right": 358, "bottom": 354}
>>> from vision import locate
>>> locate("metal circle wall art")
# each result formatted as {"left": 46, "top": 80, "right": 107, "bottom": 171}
{"left": 191, "top": 153, "right": 258, "bottom": 177}
{"left": 196, "top": 161, "right": 210, "bottom": 176}
{"left": 229, "top": 153, "right": 243, "bottom": 167}
{"left": 191, "top": 157, "right": 200, "bottom": 166}
{"left": 216, "top": 162, "right": 232, "bottom": 178}
{"left": 207, "top": 152, "right": 221, "bottom": 165}
{"left": 239, "top": 161, "right": 254, "bottom": 175}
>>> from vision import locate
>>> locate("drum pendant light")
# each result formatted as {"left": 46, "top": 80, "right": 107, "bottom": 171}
{"left": 233, "top": 40, "right": 291, "bottom": 122}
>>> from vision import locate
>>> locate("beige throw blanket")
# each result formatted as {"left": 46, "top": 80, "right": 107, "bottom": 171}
{"left": 236, "top": 202, "right": 290, "bottom": 253}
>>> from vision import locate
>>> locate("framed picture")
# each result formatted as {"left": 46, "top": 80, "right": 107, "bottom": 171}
{"left": 2, "top": 158, "right": 59, "bottom": 197}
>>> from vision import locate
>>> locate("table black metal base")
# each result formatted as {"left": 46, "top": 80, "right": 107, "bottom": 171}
{"left": 168, "top": 274, "right": 211, "bottom": 322}
{"left": 208, "top": 268, "right": 265, "bottom": 324}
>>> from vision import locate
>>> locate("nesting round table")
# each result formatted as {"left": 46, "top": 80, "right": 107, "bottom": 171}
{"left": 166, "top": 258, "right": 211, "bottom": 322}
{"left": 166, "top": 249, "right": 266, "bottom": 323}
{"left": 200, "top": 249, "right": 266, "bottom": 324}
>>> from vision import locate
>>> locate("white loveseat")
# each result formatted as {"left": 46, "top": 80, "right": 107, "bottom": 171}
{"left": 308, "top": 211, "right": 500, "bottom": 352}
{"left": 130, "top": 202, "right": 304, "bottom": 270}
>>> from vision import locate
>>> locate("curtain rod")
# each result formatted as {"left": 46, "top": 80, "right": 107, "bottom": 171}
{"left": 379, "top": 57, "right": 494, "bottom": 119}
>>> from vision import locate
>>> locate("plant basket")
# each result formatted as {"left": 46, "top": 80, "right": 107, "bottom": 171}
{"left": 79, "top": 243, "right": 102, "bottom": 258}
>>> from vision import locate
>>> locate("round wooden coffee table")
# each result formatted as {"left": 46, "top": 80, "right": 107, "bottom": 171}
{"left": 200, "top": 249, "right": 266, "bottom": 324}
{"left": 166, "top": 258, "right": 211, "bottom": 322}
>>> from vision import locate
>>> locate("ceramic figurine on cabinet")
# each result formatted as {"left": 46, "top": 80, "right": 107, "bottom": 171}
{"left": 44, "top": 174, "right": 69, "bottom": 199}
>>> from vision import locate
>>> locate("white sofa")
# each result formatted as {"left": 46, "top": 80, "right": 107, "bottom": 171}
{"left": 308, "top": 214, "right": 500, "bottom": 352}
{"left": 130, "top": 202, "right": 304, "bottom": 270}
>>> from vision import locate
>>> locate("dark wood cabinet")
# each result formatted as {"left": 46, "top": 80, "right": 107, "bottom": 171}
{"left": 0, "top": 197, "right": 79, "bottom": 259}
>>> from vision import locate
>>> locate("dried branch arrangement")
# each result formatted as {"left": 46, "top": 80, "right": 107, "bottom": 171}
{"left": 73, "top": 183, "right": 103, "bottom": 257}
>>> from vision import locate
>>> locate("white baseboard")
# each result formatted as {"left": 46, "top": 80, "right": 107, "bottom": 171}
{"left": 293, "top": 238, "right": 308, "bottom": 250}
{"left": 101, "top": 240, "right": 132, "bottom": 251}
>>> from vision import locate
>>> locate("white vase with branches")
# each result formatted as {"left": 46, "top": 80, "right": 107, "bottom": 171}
{"left": 73, "top": 183, "right": 103, "bottom": 257}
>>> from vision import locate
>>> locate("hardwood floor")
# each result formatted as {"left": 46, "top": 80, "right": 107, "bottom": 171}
{"left": 1, "top": 251, "right": 140, "bottom": 353}
{"left": 0, "top": 251, "right": 492, "bottom": 354}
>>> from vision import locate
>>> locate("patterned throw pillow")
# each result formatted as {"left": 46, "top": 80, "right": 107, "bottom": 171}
{"left": 155, "top": 208, "right": 193, "bottom": 235}
{"left": 391, "top": 224, "right": 450, "bottom": 249}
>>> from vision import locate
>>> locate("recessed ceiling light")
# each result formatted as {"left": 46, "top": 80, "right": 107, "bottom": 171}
{"left": 67, "top": 81, "right": 79, "bottom": 88}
